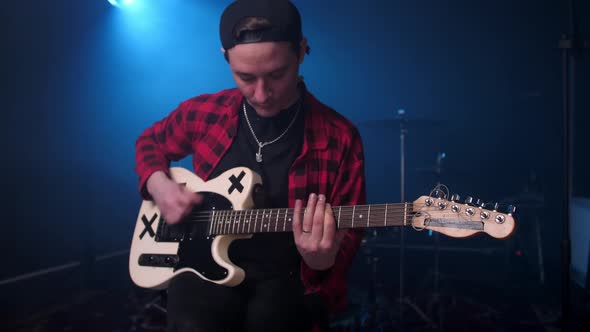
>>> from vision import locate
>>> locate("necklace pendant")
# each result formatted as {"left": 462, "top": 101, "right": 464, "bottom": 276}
{"left": 256, "top": 146, "right": 263, "bottom": 163}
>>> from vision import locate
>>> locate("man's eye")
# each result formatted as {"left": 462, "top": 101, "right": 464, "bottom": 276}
{"left": 270, "top": 71, "right": 285, "bottom": 80}
{"left": 240, "top": 76, "right": 255, "bottom": 82}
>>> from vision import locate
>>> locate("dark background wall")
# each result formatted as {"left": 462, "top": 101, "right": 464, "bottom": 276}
{"left": 2, "top": 0, "right": 588, "bottom": 328}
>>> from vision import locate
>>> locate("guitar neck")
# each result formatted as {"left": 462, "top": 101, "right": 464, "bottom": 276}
{"left": 202, "top": 203, "right": 411, "bottom": 235}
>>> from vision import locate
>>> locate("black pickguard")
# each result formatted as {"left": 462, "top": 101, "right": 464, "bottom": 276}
{"left": 157, "top": 192, "right": 234, "bottom": 281}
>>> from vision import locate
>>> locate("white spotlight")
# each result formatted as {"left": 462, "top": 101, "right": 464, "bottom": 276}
{"left": 108, "top": 0, "right": 135, "bottom": 8}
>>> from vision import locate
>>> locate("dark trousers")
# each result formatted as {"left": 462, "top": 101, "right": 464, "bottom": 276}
{"left": 166, "top": 272, "right": 315, "bottom": 332}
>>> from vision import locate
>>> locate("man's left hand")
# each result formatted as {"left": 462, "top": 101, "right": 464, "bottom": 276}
{"left": 293, "top": 193, "right": 346, "bottom": 270}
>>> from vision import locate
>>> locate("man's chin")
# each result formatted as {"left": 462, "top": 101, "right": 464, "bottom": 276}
{"left": 252, "top": 106, "right": 281, "bottom": 118}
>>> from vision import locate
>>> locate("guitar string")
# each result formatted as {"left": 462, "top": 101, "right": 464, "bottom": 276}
{"left": 154, "top": 203, "right": 495, "bottom": 235}
{"left": 159, "top": 204, "right": 444, "bottom": 226}
{"left": 181, "top": 205, "right": 422, "bottom": 223}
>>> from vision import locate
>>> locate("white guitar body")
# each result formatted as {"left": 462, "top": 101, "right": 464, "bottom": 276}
{"left": 129, "top": 167, "right": 261, "bottom": 289}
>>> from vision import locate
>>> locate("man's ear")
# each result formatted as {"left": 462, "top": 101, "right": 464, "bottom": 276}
{"left": 298, "top": 38, "right": 308, "bottom": 64}
{"left": 221, "top": 48, "right": 229, "bottom": 63}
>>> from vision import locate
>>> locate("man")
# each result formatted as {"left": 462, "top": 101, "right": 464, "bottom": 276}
{"left": 134, "top": 0, "right": 366, "bottom": 331}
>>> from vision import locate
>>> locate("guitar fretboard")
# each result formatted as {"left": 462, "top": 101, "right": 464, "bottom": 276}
{"left": 187, "top": 203, "right": 413, "bottom": 235}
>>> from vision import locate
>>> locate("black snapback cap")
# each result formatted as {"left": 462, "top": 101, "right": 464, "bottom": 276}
{"left": 219, "top": 0, "right": 303, "bottom": 50}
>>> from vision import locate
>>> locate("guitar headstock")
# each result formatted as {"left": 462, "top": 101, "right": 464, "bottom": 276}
{"left": 411, "top": 194, "right": 516, "bottom": 239}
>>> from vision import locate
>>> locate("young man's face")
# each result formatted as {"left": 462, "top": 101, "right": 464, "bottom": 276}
{"left": 226, "top": 40, "right": 305, "bottom": 117}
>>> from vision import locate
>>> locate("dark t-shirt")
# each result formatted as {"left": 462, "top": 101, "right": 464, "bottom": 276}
{"left": 209, "top": 97, "right": 305, "bottom": 280}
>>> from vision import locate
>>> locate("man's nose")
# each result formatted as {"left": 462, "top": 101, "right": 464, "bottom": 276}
{"left": 253, "top": 79, "right": 271, "bottom": 103}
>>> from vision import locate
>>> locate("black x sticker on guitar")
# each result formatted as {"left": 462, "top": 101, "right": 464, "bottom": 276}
{"left": 140, "top": 214, "right": 157, "bottom": 239}
{"left": 228, "top": 170, "right": 246, "bottom": 195}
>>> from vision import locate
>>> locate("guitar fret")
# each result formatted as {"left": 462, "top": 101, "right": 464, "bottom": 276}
{"left": 264, "top": 210, "right": 270, "bottom": 232}
{"left": 275, "top": 209, "right": 279, "bottom": 232}
{"left": 237, "top": 210, "right": 242, "bottom": 234}
{"left": 238, "top": 210, "right": 243, "bottom": 233}
{"left": 254, "top": 209, "right": 259, "bottom": 233}
{"left": 337, "top": 207, "right": 341, "bottom": 229}
{"left": 220, "top": 210, "right": 225, "bottom": 234}
{"left": 245, "top": 210, "right": 250, "bottom": 234}
{"left": 222, "top": 210, "right": 226, "bottom": 235}
{"left": 247, "top": 209, "right": 251, "bottom": 233}
{"left": 260, "top": 209, "right": 268, "bottom": 232}
{"left": 210, "top": 210, "right": 215, "bottom": 235}
{"left": 209, "top": 209, "right": 215, "bottom": 236}
{"left": 367, "top": 205, "right": 371, "bottom": 227}
{"left": 221, "top": 211, "right": 227, "bottom": 234}
{"left": 215, "top": 210, "right": 220, "bottom": 234}
{"left": 238, "top": 210, "right": 243, "bottom": 234}
{"left": 384, "top": 204, "right": 388, "bottom": 227}
{"left": 217, "top": 210, "right": 222, "bottom": 235}
{"left": 229, "top": 211, "right": 233, "bottom": 234}
{"left": 283, "top": 208, "right": 288, "bottom": 231}
{"left": 352, "top": 206, "right": 356, "bottom": 228}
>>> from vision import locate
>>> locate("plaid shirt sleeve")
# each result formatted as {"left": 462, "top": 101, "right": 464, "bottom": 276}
{"left": 135, "top": 100, "right": 199, "bottom": 199}
{"left": 135, "top": 90, "right": 240, "bottom": 200}
{"left": 300, "top": 125, "right": 367, "bottom": 314}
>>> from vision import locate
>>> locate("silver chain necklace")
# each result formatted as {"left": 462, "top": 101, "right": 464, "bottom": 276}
{"left": 242, "top": 100, "right": 301, "bottom": 163}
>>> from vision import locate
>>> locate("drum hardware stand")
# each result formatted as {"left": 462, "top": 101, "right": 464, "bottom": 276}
{"left": 396, "top": 109, "right": 437, "bottom": 331}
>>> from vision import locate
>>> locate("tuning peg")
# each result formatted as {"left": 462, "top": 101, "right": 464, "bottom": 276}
{"left": 432, "top": 189, "right": 445, "bottom": 199}
{"left": 506, "top": 205, "right": 517, "bottom": 215}
{"left": 487, "top": 202, "right": 500, "bottom": 211}
{"left": 450, "top": 194, "right": 461, "bottom": 202}
{"left": 464, "top": 196, "right": 473, "bottom": 205}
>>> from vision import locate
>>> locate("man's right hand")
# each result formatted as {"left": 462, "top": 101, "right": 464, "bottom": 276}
{"left": 146, "top": 171, "right": 204, "bottom": 224}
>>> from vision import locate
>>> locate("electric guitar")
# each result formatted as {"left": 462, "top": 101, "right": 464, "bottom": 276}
{"left": 129, "top": 167, "right": 516, "bottom": 289}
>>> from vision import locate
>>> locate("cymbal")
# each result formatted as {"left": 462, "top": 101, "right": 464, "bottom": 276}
{"left": 359, "top": 118, "right": 442, "bottom": 130}
{"left": 414, "top": 166, "right": 470, "bottom": 177}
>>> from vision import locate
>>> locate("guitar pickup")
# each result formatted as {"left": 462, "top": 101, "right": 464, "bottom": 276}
{"left": 156, "top": 223, "right": 187, "bottom": 242}
{"left": 138, "top": 254, "right": 179, "bottom": 268}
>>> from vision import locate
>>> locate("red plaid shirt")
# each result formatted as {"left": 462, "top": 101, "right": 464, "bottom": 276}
{"left": 135, "top": 87, "right": 366, "bottom": 314}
